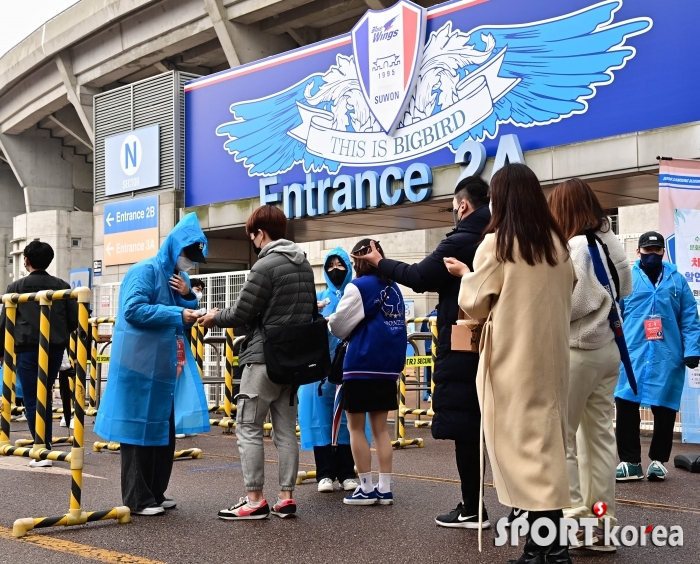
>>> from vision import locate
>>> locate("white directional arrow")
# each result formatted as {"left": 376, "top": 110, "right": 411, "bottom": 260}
{"left": 106, "top": 213, "right": 114, "bottom": 227}
{"left": 106, "top": 242, "right": 114, "bottom": 256}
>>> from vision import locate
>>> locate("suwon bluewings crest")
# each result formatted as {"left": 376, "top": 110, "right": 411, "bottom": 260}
{"left": 215, "top": 0, "right": 651, "bottom": 178}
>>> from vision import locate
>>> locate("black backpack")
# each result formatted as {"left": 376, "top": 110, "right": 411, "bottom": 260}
{"left": 258, "top": 311, "right": 331, "bottom": 389}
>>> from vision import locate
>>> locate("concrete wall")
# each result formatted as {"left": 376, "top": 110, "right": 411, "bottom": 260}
{"left": 619, "top": 203, "right": 658, "bottom": 236}
{"left": 0, "top": 161, "right": 26, "bottom": 291}
{"left": 12, "top": 210, "right": 93, "bottom": 283}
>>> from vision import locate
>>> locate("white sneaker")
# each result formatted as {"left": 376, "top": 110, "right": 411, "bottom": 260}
{"left": 160, "top": 499, "right": 177, "bottom": 509}
{"left": 185, "top": 433, "right": 198, "bottom": 437}
{"left": 175, "top": 434, "right": 186, "bottom": 439}
{"left": 29, "top": 459, "right": 53, "bottom": 468}
{"left": 17, "top": 415, "right": 27, "bottom": 422}
{"left": 133, "top": 505, "right": 165, "bottom": 516}
{"left": 60, "top": 417, "right": 67, "bottom": 427}
{"left": 318, "top": 478, "right": 334, "bottom": 492}
{"left": 341, "top": 478, "right": 360, "bottom": 491}
{"left": 70, "top": 418, "right": 74, "bottom": 429}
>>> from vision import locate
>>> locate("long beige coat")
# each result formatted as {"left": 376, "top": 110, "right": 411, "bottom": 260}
{"left": 458, "top": 233, "right": 575, "bottom": 511}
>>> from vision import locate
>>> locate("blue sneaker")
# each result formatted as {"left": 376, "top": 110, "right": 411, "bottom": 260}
{"left": 343, "top": 487, "right": 378, "bottom": 505}
{"left": 374, "top": 487, "right": 393, "bottom": 505}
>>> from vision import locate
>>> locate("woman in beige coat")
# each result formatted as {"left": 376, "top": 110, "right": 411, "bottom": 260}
{"left": 445, "top": 163, "right": 575, "bottom": 564}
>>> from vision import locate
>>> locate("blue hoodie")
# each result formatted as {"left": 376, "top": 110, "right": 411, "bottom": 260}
{"left": 95, "top": 213, "right": 209, "bottom": 446}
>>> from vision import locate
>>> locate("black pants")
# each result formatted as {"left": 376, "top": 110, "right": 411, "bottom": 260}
{"left": 120, "top": 408, "right": 176, "bottom": 511}
{"left": 314, "top": 444, "right": 356, "bottom": 482}
{"left": 455, "top": 439, "right": 481, "bottom": 514}
{"left": 615, "top": 398, "right": 677, "bottom": 464}
{"left": 58, "top": 369, "right": 74, "bottom": 423}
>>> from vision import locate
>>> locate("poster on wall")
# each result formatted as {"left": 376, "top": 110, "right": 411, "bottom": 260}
{"left": 674, "top": 208, "right": 700, "bottom": 443}
{"left": 659, "top": 160, "right": 700, "bottom": 443}
{"left": 185, "top": 0, "right": 700, "bottom": 212}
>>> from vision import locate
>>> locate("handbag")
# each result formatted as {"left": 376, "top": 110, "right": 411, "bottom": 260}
{"left": 258, "top": 310, "right": 331, "bottom": 389}
{"left": 328, "top": 341, "right": 347, "bottom": 385}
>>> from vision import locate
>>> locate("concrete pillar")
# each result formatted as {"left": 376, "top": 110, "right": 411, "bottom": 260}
{"left": 0, "top": 128, "right": 75, "bottom": 213}
{"left": 0, "top": 161, "right": 25, "bottom": 291}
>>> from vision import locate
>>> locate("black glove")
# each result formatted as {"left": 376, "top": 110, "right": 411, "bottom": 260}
{"left": 685, "top": 356, "right": 700, "bottom": 369}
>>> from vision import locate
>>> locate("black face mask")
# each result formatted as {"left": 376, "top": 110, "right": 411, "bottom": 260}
{"left": 251, "top": 234, "right": 262, "bottom": 256}
{"left": 327, "top": 268, "right": 347, "bottom": 288}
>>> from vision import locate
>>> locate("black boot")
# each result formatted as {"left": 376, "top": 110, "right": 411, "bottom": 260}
{"left": 542, "top": 510, "right": 572, "bottom": 564}
{"left": 507, "top": 511, "right": 545, "bottom": 564}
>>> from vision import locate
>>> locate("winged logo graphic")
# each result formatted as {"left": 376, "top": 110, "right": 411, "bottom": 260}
{"left": 216, "top": 0, "right": 652, "bottom": 177}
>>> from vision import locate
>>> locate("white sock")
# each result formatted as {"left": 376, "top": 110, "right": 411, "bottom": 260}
{"left": 246, "top": 497, "right": 262, "bottom": 507}
{"left": 378, "top": 473, "right": 392, "bottom": 494}
{"left": 359, "top": 472, "right": 373, "bottom": 493}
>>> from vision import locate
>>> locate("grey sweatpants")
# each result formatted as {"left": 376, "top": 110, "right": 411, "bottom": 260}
{"left": 236, "top": 363, "right": 299, "bottom": 492}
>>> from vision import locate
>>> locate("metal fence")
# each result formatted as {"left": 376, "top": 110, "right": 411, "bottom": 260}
{"left": 91, "top": 271, "right": 250, "bottom": 405}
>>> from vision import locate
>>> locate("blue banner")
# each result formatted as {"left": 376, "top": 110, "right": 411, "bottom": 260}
{"left": 104, "top": 196, "right": 159, "bottom": 235}
{"left": 185, "top": 0, "right": 700, "bottom": 208}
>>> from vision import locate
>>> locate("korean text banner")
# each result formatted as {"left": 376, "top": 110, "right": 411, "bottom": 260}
{"left": 185, "top": 0, "right": 700, "bottom": 208}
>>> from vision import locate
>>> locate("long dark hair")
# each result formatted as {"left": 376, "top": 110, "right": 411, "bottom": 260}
{"left": 547, "top": 178, "right": 610, "bottom": 241}
{"left": 484, "top": 163, "right": 569, "bottom": 267}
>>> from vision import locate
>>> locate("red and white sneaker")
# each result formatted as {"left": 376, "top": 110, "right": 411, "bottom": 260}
{"left": 218, "top": 497, "right": 270, "bottom": 520}
{"left": 271, "top": 499, "right": 297, "bottom": 519}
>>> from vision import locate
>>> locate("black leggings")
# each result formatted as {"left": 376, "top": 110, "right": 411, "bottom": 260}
{"left": 615, "top": 398, "right": 677, "bottom": 464}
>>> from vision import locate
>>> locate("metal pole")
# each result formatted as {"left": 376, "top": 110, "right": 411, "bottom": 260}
{"left": 32, "top": 291, "right": 52, "bottom": 454}
{"left": 0, "top": 296, "right": 17, "bottom": 447}
{"left": 88, "top": 323, "right": 98, "bottom": 413}
{"left": 224, "top": 329, "right": 234, "bottom": 419}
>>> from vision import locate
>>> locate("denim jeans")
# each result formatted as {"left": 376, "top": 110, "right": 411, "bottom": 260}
{"left": 16, "top": 349, "right": 64, "bottom": 448}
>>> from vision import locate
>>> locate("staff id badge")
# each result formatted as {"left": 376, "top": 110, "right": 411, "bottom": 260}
{"left": 176, "top": 337, "right": 186, "bottom": 365}
{"left": 644, "top": 317, "right": 664, "bottom": 340}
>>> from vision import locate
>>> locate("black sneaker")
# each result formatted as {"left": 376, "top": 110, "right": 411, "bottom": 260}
{"left": 505, "top": 507, "right": 528, "bottom": 527}
{"left": 435, "top": 502, "right": 490, "bottom": 529}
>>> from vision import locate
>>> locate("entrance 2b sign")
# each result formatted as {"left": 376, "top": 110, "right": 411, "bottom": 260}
{"left": 103, "top": 195, "right": 159, "bottom": 266}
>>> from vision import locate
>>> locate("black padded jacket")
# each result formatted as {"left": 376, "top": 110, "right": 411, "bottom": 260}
{"left": 0, "top": 271, "right": 79, "bottom": 354}
{"left": 214, "top": 239, "right": 316, "bottom": 365}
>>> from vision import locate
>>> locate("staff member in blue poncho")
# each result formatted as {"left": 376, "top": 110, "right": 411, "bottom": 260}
{"left": 95, "top": 213, "right": 210, "bottom": 516}
{"left": 298, "top": 248, "right": 360, "bottom": 493}
{"left": 615, "top": 231, "right": 700, "bottom": 482}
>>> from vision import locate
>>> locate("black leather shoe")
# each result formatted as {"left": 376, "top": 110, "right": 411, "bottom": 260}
{"left": 507, "top": 532, "right": 546, "bottom": 564}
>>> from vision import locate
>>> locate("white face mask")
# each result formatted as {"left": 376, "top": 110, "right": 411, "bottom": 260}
{"left": 176, "top": 256, "right": 195, "bottom": 273}
{"left": 193, "top": 290, "right": 203, "bottom": 301}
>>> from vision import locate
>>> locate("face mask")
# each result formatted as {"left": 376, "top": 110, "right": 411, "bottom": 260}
{"left": 328, "top": 268, "right": 347, "bottom": 288}
{"left": 639, "top": 252, "right": 663, "bottom": 269}
{"left": 176, "top": 256, "right": 194, "bottom": 273}
{"left": 251, "top": 233, "right": 262, "bottom": 256}
{"left": 453, "top": 204, "right": 463, "bottom": 227}
{"left": 193, "top": 290, "right": 203, "bottom": 301}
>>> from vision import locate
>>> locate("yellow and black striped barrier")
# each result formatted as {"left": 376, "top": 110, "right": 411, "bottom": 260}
{"left": 87, "top": 317, "right": 115, "bottom": 416}
{"left": 0, "top": 288, "right": 130, "bottom": 537}
{"left": 390, "top": 316, "right": 437, "bottom": 449}
{"left": 92, "top": 441, "right": 203, "bottom": 459}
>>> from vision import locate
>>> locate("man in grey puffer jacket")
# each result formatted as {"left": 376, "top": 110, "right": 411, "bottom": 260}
{"left": 201, "top": 205, "right": 315, "bottom": 520}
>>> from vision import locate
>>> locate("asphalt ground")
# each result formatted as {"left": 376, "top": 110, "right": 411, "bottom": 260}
{"left": 1, "top": 411, "right": 699, "bottom": 564}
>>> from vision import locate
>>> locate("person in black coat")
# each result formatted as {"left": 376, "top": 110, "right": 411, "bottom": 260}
{"left": 353, "top": 175, "right": 491, "bottom": 529}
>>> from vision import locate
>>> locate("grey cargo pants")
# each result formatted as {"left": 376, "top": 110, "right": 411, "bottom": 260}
{"left": 236, "top": 363, "right": 299, "bottom": 492}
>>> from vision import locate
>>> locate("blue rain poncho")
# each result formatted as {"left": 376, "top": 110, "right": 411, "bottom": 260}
{"left": 615, "top": 261, "right": 700, "bottom": 411}
{"left": 94, "top": 213, "right": 210, "bottom": 446}
{"left": 298, "top": 248, "right": 369, "bottom": 449}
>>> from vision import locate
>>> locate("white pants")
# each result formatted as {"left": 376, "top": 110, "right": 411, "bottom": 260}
{"left": 564, "top": 341, "right": 620, "bottom": 527}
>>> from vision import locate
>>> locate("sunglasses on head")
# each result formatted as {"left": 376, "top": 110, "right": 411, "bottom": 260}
{"left": 354, "top": 241, "right": 379, "bottom": 256}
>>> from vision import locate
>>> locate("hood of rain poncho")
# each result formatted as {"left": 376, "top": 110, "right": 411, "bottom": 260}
{"left": 615, "top": 261, "right": 700, "bottom": 411}
{"left": 94, "top": 213, "right": 210, "bottom": 446}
